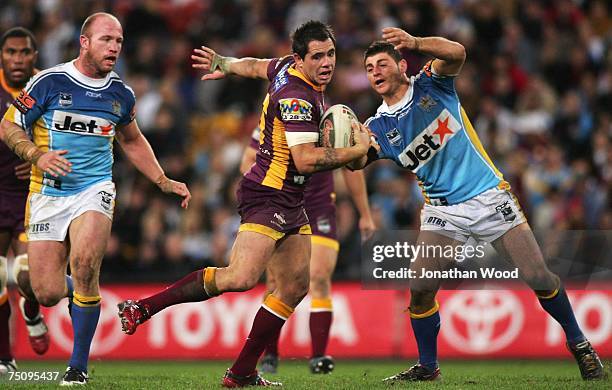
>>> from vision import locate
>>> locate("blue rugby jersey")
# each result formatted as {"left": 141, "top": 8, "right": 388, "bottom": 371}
{"left": 3, "top": 60, "right": 135, "bottom": 196}
{"left": 365, "top": 61, "right": 509, "bottom": 205}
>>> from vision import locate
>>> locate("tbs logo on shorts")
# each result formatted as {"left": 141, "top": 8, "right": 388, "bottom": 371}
{"left": 29, "top": 223, "right": 51, "bottom": 234}
{"left": 495, "top": 201, "right": 516, "bottom": 222}
{"left": 424, "top": 216, "right": 447, "bottom": 228}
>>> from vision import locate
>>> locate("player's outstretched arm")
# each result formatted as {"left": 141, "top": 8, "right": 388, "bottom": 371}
{"left": 0, "top": 118, "right": 72, "bottom": 177}
{"left": 342, "top": 168, "right": 376, "bottom": 241}
{"left": 382, "top": 27, "right": 466, "bottom": 76}
{"left": 191, "top": 46, "right": 271, "bottom": 80}
{"left": 116, "top": 120, "right": 191, "bottom": 209}
{"left": 291, "top": 122, "right": 371, "bottom": 174}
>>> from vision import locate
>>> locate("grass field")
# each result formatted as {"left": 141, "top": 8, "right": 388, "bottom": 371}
{"left": 3, "top": 359, "right": 610, "bottom": 389}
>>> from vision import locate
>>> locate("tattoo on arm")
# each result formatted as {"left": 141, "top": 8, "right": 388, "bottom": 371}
{"left": 313, "top": 148, "right": 342, "bottom": 171}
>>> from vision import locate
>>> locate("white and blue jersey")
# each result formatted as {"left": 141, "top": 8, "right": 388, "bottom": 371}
{"left": 3, "top": 60, "right": 135, "bottom": 196}
{"left": 365, "top": 60, "right": 509, "bottom": 205}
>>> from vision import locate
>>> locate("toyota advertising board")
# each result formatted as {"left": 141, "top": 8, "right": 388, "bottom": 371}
{"left": 11, "top": 283, "right": 611, "bottom": 360}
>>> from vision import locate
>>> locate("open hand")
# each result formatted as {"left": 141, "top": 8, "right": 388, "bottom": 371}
{"left": 192, "top": 46, "right": 228, "bottom": 81}
{"left": 36, "top": 150, "right": 72, "bottom": 177}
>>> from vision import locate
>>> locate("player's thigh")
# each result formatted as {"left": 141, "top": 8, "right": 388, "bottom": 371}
{"left": 68, "top": 210, "right": 112, "bottom": 293}
{"left": 268, "top": 234, "right": 311, "bottom": 306}
{"left": 28, "top": 240, "right": 69, "bottom": 301}
{"left": 216, "top": 231, "right": 277, "bottom": 291}
{"left": 491, "top": 222, "right": 558, "bottom": 291}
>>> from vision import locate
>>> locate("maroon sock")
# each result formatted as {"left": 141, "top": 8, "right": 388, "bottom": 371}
{"left": 264, "top": 330, "right": 280, "bottom": 356}
{"left": 23, "top": 299, "right": 41, "bottom": 321}
{"left": 140, "top": 270, "right": 209, "bottom": 316}
{"left": 310, "top": 311, "right": 332, "bottom": 357}
{"left": 231, "top": 307, "right": 285, "bottom": 376}
{"left": 0, "top": 299, "right": 12, "bottom": 360}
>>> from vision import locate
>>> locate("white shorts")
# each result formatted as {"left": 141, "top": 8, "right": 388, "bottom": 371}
{"left": 25, "top": 180, "right": 116, "bottom": 241}
{"left": 420, "top": 187, "right": 526, "bottom": 243}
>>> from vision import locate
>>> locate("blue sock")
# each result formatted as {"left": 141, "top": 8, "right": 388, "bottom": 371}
{"left": 410, "top": 309, "right": 440, "bottom": 371}
{"left": 538, "top": 288, "right": 584, "bottom": 344}
{"left": 65, "top": 275, "right": 74, "bottom": 298}
{"left": 68, "top": 293, "right": 101, "bottom": 373}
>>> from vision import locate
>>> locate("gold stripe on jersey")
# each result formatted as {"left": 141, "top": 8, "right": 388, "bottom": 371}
{"left": 416, "top": 179, "right": 431, "bottom": 205}
{"left": 24, "top": 192, "right": 32, "bottom": 238}
{"left": 262, "top": 117, "right": 290, "bottom": 190}
{"left": 460, "top": 107, "right": 510, "bottom": 189}
{"left": 29, "top": 119, "right": 50, "bottom": 193}
{"left": 258, "top": 94, "right": 270, "bottom": 146}
{"left": 287, "top": 67, "right": 323, "bottom": 92}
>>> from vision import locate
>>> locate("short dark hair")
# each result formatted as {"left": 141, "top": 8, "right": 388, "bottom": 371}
{"left": 0, "top": 27, "right": 37, "bottom": 51}
{"left": 291, "top": 20, "right": 336, "bottom": 59}
{"left": 364, "top": 41, "right": 402, "bottom": 64}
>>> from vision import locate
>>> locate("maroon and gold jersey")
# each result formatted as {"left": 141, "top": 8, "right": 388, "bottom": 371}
{"left": 0, "top": 70, "right": 27, "bottom": 194}
{"left": 245, "top": 56, "right": 326, "bottom": 193}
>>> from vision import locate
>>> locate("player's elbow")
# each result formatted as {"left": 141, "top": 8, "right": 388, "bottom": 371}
{"left": 454, "top": 43, "right": 466, "bottom": 63}
{"left": 293, "top": 157, "right": 316, "bottom": 174}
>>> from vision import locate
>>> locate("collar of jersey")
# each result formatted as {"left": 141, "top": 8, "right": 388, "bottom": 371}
{"left": 378, "top": 76, "right": 415, "bottom": 114}
{"left": 0, "top": 70, "right": 22, "bottom": 98}
{"left": 287, "top": 65, "right": 323, "bottom": 92}
{"left": 67, "top": 59, "right": 112, "bottom": 88}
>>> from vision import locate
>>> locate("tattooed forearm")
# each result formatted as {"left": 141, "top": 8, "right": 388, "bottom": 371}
{"left": 313, "top": 148, "right": 343, "bottom": 171}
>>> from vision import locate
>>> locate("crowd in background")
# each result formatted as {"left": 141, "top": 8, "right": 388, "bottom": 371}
{"left": 1, "top": 0, "right": 610, "bottom": 282}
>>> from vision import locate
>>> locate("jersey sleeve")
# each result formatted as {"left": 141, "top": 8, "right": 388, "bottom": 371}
{"left": 118, "top": 85, "right": 137, "bottom": 126}
{"left": 276, "top": 86, "right": 319, "bottom": 147}
{"left": 364, "top": 116, "right": 388, "bottom": 160}
{"left": 267, "top": 56, "right": 292, "bottom": 81}
{"left": 420, "top": 60, "right": 456, "bottom": 94}
{"left": 3, "top": 73, "right": 52, "bottom": 130}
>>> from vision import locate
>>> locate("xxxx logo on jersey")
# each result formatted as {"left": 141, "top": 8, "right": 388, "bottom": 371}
{"left": 398, "top": 108, "right": 461, "bottom": 172}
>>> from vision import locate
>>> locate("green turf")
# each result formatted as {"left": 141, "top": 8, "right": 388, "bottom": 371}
{"left": 3, "top": 359, "right": 610, "bottom": 389}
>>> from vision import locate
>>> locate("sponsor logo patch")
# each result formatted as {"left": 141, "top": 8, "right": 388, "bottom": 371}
{"left": 29, "top": 222, "right": 51, "bottom": 234}
{"left": 52, "top": 110, "right": 115, "bottom": 136}
{"left": 316, "top": 217, "right": 331, "bottom": 234}
{"left": 279, "top": 98, "right": 312, "bottom": 121}
{"left": 397, "top": 108, "right": 460, "bottom": 172}
{"left": 424, "top": 216, "right": 446, "bottom": 227}
{"left": 59, "top": 92, "right": 72, "bottom": 107}
{"left": 417, "top": 94, "right": 437, "bottom": 112}
{"left": 495, "top": 200, "right": 516, "bottom": 222}
{"left": 385, "top": 128, "right": 402, "bottom": 146}
{"left": 14, "top": 90, "right": 36, "bottom": 113}
{"left": 111, "top": 100, "right": 122, "bottom": 116}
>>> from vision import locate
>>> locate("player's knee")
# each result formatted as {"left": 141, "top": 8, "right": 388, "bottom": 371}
{"left": 231, "top": 273, "right": 260, "bottom": 292}
{"left": 523, "top": 268, "right": 558, "bottom": 291}
{"left": 34, "top": 287, "right": 64, "bottom": 307}
{"left": 309, "top": 274, "right": 331, "bottom": 297}
{"left": 70, "top": 257, "right": 97, "bottom": 288}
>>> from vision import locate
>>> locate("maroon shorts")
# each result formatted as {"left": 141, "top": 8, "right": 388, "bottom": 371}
{"left": 236, "top": 178, "right": 311, "bottom": 240}
{"left": 305, "top": 202, "right": 337, "bottom": 240}
{"left": 0, "top": 191, "right": 27, "bottom": 235}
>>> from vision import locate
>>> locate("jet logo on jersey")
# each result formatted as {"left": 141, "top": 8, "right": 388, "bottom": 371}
{"left": 398, "top": 109, "right": 461, "bottom": 172}
{"left": 52, "top": 110, "right": 115, "bottom": 136}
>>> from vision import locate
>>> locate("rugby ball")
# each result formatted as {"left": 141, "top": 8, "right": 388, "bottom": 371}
{"left": 319, "top": 104, "right": 358, "bottom": 148}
